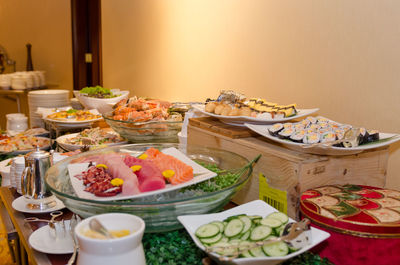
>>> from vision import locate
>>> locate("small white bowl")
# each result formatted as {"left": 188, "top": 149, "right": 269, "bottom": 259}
{"left": 74, "top": 90, "right": 129, "bottom": 114}
{"left": 75, "top": 213, "right": 146, "bottom": 265}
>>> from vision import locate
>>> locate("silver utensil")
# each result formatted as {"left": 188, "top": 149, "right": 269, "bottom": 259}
{"left": 24, "top": 210, "right": 65, "bottom": 239}
{"left": 67, "top": 214, "right": 81, "bottom": 265}
{"left": 89, "top": 218, "right": 114, "bottom": 239}
{"left": 206, "top": 219, "right": 312, "bottom": 261}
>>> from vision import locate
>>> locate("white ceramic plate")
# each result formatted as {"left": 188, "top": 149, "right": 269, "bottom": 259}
{"left": 178, "top": 200, "right": 330, "bottom": 265}
{"left": 56, "top": 133, "right": 128, "bottom": 152}
{"left": 192, "top": 104, "right": 319, "bottom": 126}
{"left": 12, "top": 196, "right": 65, "bottom": 214}
{"left": 29, "top": 221, "right": 74, "bottom": 254}
{"left": 245, "top": 123, "right": 400, "bottom": 156}
{"left": 0, "top": 137, "right": 51, "bottom": 155}
{"left": 67, "top": 147, "right": 217, "bottom": 201}
{"left": 74, "top": 90, "right": 129, "bottom": 114}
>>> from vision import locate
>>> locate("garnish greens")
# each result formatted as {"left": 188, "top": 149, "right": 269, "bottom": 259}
{"left": 80, "top": 85, "right": 119, "bottom": 98}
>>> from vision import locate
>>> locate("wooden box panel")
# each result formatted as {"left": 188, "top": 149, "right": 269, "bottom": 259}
{"left": 187, "top": 119, "right": 389, "bottom": 220}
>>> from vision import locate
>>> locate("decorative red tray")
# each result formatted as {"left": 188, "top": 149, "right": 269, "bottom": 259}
{"left": 300, "top": 184, "right": 400, "bottom": 238}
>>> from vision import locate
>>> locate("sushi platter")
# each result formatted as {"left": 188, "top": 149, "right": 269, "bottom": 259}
{"left": 245, "top": 117, "right": 400, "bottom": 155}
{"left": 67, "top": 147, "right": 217, "bottom": 201}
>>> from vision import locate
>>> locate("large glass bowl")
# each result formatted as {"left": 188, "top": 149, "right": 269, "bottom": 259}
{"left": 103, "top": 112, "right": 182, "bottom": 143}
{"left": 45, "top": 143, "right": 253, "bottom": 232}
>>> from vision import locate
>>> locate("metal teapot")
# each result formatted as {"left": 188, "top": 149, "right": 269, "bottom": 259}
{"left": 21, "top": 147, "right": 56, "bottom": 209}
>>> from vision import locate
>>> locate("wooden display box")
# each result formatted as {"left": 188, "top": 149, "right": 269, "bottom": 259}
{"left": 187, "top": 117, "right": 389, "bottom": 220}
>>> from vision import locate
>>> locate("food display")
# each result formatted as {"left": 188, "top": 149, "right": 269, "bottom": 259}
{"left": 62, "top": 128, "right": 124, "bottom": 146}
{"left": 79, "top": 86, "right": 121, "bottom": 98}
{"left": 46, "top": 109, "right": 101, "bottom": 121}
{"left": 205, "top": 90, "right": 297, "bottom": 119}
{"left": 195, "top": 212, "right": 295, "bottom": 258}
{"left": 0, "top": 134, "right": 50, "bottom": 153}
{"left": 268, "top": 116, "right": 379, "bottom": 147}
{"left": 111, "top": 96, "right": 183, "bottom": 122}
{"left": 103, "top": 97, "right": 185, "bottom": 142}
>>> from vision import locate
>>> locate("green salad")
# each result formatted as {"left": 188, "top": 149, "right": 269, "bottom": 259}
{"left": 80, "top": 86, "right": 120, "bottom": 98}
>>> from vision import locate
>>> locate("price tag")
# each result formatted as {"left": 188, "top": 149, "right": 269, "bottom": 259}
{"left": 259, "top": 173, "right": 288, "bottom": 214}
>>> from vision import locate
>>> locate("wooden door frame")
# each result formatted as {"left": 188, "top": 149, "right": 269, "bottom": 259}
{"left": 71, "top": 0, "right": 102, "bottom": 90}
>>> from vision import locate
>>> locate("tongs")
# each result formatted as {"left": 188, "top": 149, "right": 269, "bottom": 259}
{"left": 24, "top": 211, "right": 66, "bottom": 239}
{"left": 206, "top": 219, "right": 312, "bottom": 261}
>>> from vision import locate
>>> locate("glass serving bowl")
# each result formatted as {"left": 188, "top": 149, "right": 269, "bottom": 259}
{"left": 103, "top": 113, "right": 182, "bottom": 143}
{"left": 45, "top": 143, "right": 253, "bottom": 233}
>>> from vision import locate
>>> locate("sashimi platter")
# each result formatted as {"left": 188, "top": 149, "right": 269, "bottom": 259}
{"left": 68, "top": 147, "right": 217, "bottom": 201}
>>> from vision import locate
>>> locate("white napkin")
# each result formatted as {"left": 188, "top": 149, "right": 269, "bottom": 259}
{"left": 180, "top": 108, "right": 207, "bottom": 137}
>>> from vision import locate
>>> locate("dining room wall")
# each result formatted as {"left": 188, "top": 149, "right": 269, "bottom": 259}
{"left": 102, "top": 0, "right": 400, "bottom": 189}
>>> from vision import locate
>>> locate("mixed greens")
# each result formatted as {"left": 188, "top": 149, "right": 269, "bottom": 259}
{"left": 80, "top": 86, "right": 120, "bottom": 98}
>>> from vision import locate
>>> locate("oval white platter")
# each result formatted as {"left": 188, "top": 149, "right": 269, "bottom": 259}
{"left": 245, "top": 123, "right": 400, "bottom": 156}
{"left": 192, "top": 104, "right": 319, "bottom": 126}
{"left": 56, "top": 133, "right": 128, "bottom": 151}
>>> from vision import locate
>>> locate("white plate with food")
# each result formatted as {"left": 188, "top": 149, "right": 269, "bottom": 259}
{"left": 43, "top": 109, "right": 102, "bottom": 127}
{"left": 56, "top": 128, "right": 128, "bottom": 151}
{"left": 178, "top": 200, "right": 330, "bottom": 265}
{"left": 0, "top": 136, "right": 51, "bottom": 155}
{"left": 67, "top": 147, "right": 217, "bottom": 201}
{"left": 245, "top": 118, "right": 400, "bottom": 156}
{"left": 192, "top": 104, "right": 319, "bottom": 126}
{"left": 29, "top": 221, "right": 74, "bottom": 254}
{"left": 12, "top": 196, "right": 65, "bottom": 214}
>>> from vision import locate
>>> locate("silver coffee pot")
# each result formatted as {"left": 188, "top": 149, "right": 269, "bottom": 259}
{"left": 21, "top": 147, "right": 56, "bottom": 209}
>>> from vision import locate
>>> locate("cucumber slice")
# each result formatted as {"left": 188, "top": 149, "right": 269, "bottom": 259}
{"left": 210, "top": 221, "right": 225, "bottom": 233}
{"left": 238, "top": 216, "right": 252, "bottom": 234}
{"left": 260, "top": 217, "right": 282, "bottom": 228}
{"left": 212, "top": 242, "right": 237, "bottom": 256}
{"left": 240, "top": 250, "right": 253, "bottom": 258}
{"left": 224, "top": 219, "right": 244, "bottom": 238}
{"left": 248, "top": 215, "right": 263, "bottom": 220}
{"left": 249, "top": 246, "right": 267, "bottom": 257}
{"left": 224, "top": 214, "right": 246, "bottom": 222}
{"left": 219, "top": 236, "right": 229, "bottom": 243}
{"left": 229, "top": 239, "right": 241, "bottom": 244}
{"left": 266, "top": 212, "right": 289, "bottom": 225}
{"left": 195, "top": 224, "right": 220, "bottom": 238}
{"left": 200, "top": 232, "right": 222, "bottom": 244}
{"left": 262, "top": 241, "right": 289, "bottom": 257}
{"left": 250, "top": 225, "right": 272, "bottom": 241}
{"left": 240, "top": 230, "right": 250, "bottom": 240}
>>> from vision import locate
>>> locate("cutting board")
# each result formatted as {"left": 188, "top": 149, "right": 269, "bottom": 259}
{"left": 188, "top": 117, "right": 257, "bottom": 139}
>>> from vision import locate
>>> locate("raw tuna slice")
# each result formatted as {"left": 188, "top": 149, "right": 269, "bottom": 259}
{"left": 144, "top": 148, "right": 194, "bottom": 185}
{"left": 87, "top": 153, "right": 140, "bottom": 196}
{"left": 123, "top": 155, "right": 166, "bottom": 192}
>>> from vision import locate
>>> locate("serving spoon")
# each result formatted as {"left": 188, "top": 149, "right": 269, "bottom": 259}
{"left": 89, "top": 218, "right": 114, "bottom": 239}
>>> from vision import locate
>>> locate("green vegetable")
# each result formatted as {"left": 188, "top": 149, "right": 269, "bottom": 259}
{"left": 80, "top": 85, "right": 119, "bottom": 98}
{"left": 66, "top": 109, "right": 78, "bottom": 114}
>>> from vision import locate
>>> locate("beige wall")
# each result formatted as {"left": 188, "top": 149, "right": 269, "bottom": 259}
{"left": 0, "top": 0, "right": 72, "bottom": 89}
{"left": 102, "top": 0, "right": 400, "bottom": 188}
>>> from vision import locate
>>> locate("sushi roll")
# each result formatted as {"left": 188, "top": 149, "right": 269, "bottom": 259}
{"left": 335, "top": 128, "right": 345, "bottom": 140}
{"left": 283, "top": 123, "right": 293, "bottom": 129}
{"left": 317, "top": 117, "right": 329, "bottom": 124}
{"left": 290, "top": 130, "right": 306, "bottom": 143}
{"left": 358, "top": 128, "right": 368, "bottom": 145}
{"left": 273, "top": 111, "right": 285, "bottom": 119}
{"left": 306, "top": 116, "right": 317, "bottom": 124}
{"left": 319, "top": 122, "right": 330, "bottom": 129}
{"left": 309, "top": 123, "right": 321, "bottom": 131}
{"left": 294, "top": 123, "right": 305, "bottom": 131}
{"left": 303, "top": 132, "right": 320, "bottom": 144}
{"left": 366, "top": 130, "right": 379, "bottom": 143}
{"left": 269, "top": 123, "right": 284, "bottom": 136}
{"left": 278, "top": 127, "right": 295, "bottom": 139}
{"left": 301, "top": 119, "right": 311, "bottom": 127}
{"left": 320, "top": 131, "right": 337, "bottom": 143}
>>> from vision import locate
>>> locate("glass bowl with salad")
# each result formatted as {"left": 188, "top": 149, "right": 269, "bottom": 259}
{"left": 74, "top": 86, "right": 129, "bottom": 114}
{"left": 45, "top": 143, "right": 256, "bottom": 232}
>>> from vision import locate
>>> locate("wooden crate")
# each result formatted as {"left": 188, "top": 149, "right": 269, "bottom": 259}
{"left": 188, "top": 117, "right": 389, "bottom": 220}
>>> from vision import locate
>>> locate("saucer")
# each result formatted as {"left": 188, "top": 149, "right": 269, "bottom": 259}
{"left": 29, "top": 221, "right": 74, "bottom": 254}
{"left": 12, "top": 196, "right": 65, "bottom": 214}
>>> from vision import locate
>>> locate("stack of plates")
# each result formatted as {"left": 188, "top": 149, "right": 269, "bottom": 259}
{"left": 28, "top": 90, "right": 70, "bottom": 128}
{"left": 10, "top": 157, "right": 25, "bottom": 194}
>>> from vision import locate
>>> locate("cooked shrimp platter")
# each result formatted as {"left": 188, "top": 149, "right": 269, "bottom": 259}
{"left": 109, "top": 96, "right": 185, "bottom": 122}
{"left": 67, "top": 147, "right": 217, "bottom": 201}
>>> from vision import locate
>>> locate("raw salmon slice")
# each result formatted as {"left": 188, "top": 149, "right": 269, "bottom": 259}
{"left": 144, "top": 148, "right": 193, "bottom": 185}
